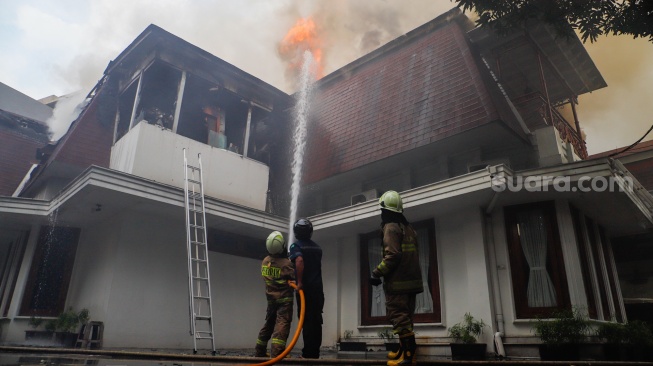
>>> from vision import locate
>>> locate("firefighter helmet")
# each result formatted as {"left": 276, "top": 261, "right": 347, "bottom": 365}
{"left": 379, "top": 190, "right": 403, "bottom": 213}
{"left": 266, "top": 231, "right": 286, "bottom": 255}
{"left": 293, "top": 218, "right": 313, "bottom": 240}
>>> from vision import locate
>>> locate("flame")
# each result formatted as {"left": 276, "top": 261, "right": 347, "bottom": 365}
{"left": 278, "top": 17, "right": 324, "bottom": 82}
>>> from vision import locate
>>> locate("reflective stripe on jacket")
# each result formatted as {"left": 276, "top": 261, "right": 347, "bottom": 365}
{"left": 261, "top": 255, "right": 295, "bottom": 302}
{"left": 373, "top": 222, "right": 423, "bottom": 295}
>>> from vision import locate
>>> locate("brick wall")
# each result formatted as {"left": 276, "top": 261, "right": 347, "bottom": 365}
{"left": 0, "top": 127, "right": 45, "bottom": 196}
{"left": 304, "top": 17, "right": 499, "bottom": 184}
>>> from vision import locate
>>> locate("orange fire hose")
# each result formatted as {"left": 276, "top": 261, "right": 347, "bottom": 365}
{"left": 249, "top": 281, "right": 305, "bottom": 366}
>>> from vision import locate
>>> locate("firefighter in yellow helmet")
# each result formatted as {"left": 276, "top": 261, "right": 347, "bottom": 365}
{"left": 370, "top": 190, "right": 423, "bottom": 366}
{"left": 254, "top": 231, "right": 295, "bottom": 358}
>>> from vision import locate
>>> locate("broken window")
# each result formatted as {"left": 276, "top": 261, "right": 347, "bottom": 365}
{"left": 175, "top": 74, "right": 273, "bottom": 159}
{"left": 131, "top": 61, "right": 180, "bottom": 130}
{"left": 115, "top": 61, "right": 181, "bottom": 142}
{"left": 115, "top": 79, "right": 138, "bottom": 141}
{"left": 113, "top": 59, "right": 274, "bottom": 165}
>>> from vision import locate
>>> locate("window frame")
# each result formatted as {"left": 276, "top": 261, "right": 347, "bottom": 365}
{"left": 359, "top": 219, "right": 441, "bottom": 326}
{"left": 504, "top": 201, "right": 571, "bottom": 319}
{"left": 19, "top": 226, "right": 80, "bottom": 317}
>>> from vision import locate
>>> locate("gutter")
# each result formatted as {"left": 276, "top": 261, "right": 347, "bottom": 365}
{"left": 483, "top": 166, "right": 506, "bottom": 357}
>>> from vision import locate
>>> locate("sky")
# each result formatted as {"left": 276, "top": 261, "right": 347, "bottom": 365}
{"left": 0, "top": 0, "right": 651, "bottom": 154}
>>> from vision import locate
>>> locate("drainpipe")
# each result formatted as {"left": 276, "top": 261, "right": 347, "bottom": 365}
{"left": 483, "top": 174, "right": 506, "bottom": 356}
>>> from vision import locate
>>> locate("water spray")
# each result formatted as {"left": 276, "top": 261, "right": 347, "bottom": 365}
{"left": 288, "top": 50, "right": 316, "bottom": 244}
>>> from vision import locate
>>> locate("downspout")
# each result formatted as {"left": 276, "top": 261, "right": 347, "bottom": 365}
{"left": 483, "top": 168, "right": 505, "bottom": 356}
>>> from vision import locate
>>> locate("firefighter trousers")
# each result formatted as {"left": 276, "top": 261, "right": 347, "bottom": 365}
{"left": 386, "top": 292, "right": 417, "bottom": 336}
{"left": 255, "top": 300, "right": 293, "bottom": 357}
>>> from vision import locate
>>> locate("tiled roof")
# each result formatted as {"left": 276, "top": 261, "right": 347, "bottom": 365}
{"left": 303, "top": 11, "right": 506, "bottom": 184}
{"left": 0, "top": 110, "right": 49, "bottom": 196}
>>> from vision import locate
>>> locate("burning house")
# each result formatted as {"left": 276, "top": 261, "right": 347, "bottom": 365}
{"left": 1, "top": 7, "right": 652, "bottom": 360}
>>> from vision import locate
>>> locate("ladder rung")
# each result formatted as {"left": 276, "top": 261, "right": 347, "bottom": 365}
{"left": 188, "top": 208, "right": 203, "bottom": 214}
{"left": 191, "top": 241, "right": 206, "bottom": 246}
{"left": 193, "top": 276, "right": 209, "bottom": 281}
{"left": 188, "top": 179, "right": 201, "bottom": 184}
{"left": 195, "top": 315, "right": 211, "bottom": 320}
{"left": 190, "top": 224, "right": 205, "bottom": 229}
{"left": 194, "top": 295, "right": 210, "bottom": 300}
{"left": 187, "top": 166, "right": 200, "bottom": 171}
{"left": 192, "top": 258, "right": 207, "bottom": 263}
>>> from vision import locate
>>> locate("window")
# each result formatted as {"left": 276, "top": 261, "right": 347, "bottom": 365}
{"left": 0, "top": 230, "right": 29, "bottom": 317}
{"left": 504, "top": 201, "right": 570, "bottom": 318}
{"left": 360, "top": 219, "right": 440, "bottom": 325}
{"left": 585, "top": 217, "right": 611, "bottom": 320}
{"left": 599, "top": 227, "right": 624, "bottom": 322}
{"left": 20, "top": 226, "right": 80, "bottom": 316}
{"left": 570, "top": 205, "right": 598, "bottom": 319}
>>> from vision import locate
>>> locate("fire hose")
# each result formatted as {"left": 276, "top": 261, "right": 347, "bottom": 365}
{"left": 249, "top": 281, "right": 305, "bottom": 366}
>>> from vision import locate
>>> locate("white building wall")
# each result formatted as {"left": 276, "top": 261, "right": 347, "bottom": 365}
{"left": 329, "top": 206, "right": 495, "bottom": 345}
{"left": 65, "top": 211, "right": 268, "bottom": 349}
{"left": 437, "top": 207, "right": 494, "bottom": 344}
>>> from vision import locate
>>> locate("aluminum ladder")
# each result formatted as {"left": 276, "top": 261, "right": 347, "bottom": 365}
{"left": 183, "top": 149, "right": 216, "bottom": 355}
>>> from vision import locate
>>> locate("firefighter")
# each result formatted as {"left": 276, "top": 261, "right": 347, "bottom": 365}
{"left": 369, "top": 190, "right": 423, "bottom": 366}
{"left": 255, "top": 231, "right": 295, "bottom": 358}
{"left": 289, "top": 218, "right": 324, "bottom": 359}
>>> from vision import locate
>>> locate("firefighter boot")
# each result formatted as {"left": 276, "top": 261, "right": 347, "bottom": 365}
{"left": 271, "top": 343, "right": 286, "bottom": 358}
{"left": 255, "top": 343, "right": 269, "bottom": 358}
{"left": 387, "top": 334, "right": 416, "bottom": 366}
{"left": 387, "top": 343, "right": 402, "bottom": 360}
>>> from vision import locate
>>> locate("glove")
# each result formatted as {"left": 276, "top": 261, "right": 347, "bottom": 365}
{"left": 369, "top": 276, "right": 382, "bottom": 286}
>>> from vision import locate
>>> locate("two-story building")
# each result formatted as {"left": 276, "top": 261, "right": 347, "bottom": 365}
{"left": 1, "top": 7, "right": 652, "bottom": 359}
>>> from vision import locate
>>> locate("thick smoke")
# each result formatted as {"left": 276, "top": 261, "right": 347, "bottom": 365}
{"left": 10, "top": 0, "right": 653, "bottom": 153}
{"left": 46, "top": 91, "right": 89, "bottom": 141}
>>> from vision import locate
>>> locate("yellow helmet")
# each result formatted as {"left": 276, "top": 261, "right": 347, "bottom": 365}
{"left": 379, "top": 190, "right": 403, "bottom": 213}
{"left": 266, "top": 231, "right": 286, "bottom": 255}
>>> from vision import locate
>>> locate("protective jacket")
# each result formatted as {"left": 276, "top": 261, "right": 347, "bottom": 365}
{"left": 261, "top": 255, "right": 295, "bottom": 303}
{"left": 372, "top": 222, "right": 423, "bottom": 294}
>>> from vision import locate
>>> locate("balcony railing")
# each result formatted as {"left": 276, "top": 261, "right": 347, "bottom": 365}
{"left": 513, "top": 93, "right": 588, "bottom": 159}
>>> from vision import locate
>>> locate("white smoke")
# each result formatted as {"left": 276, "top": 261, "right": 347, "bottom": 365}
{"left": 46, "top": 91, "right": 89, "bottom": 141}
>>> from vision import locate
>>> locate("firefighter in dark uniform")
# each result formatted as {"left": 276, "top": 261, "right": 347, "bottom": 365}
{"left": 255, "top": 231, "right": 295, "bottom": 358}
{"left": 369, "top": 190, "right": 423, "bottom": 366}
{"left": 288, "top": 218, "right": 324, "bottom": 359}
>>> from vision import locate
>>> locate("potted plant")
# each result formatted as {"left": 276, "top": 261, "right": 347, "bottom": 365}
{"left": 597, "top": 322, "right": 627, "bottom": 361}
{"left": 378, "top": 328, "right": 400, "bottom": 352}
{"left": 448, "top": 313, "right": 487, "bottom": 360}
{"left": 338, "top": 329, "right": 367, "bottom": 352}
{"left": 25, "top": 315, "right": 55, "bottom": 343}
{"left": 623, "top": 320, "right": 653, "bottom": 361}
{"left": 532, "top": 308, "right": 590, "bottom": 361}
{"left": 42, "top": 307, "right": 89, "bottom": 348}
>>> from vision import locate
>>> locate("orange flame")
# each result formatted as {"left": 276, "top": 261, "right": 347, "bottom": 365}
{"left": 278, "top": 17, "right": 324, "bottom": 82}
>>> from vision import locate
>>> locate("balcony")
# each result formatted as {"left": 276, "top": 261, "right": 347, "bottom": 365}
{"left": 513, "top": 93, "right": 588, "bottom": 159}
{"left": 110, "top": 122, "right": 269, "bottom": 211}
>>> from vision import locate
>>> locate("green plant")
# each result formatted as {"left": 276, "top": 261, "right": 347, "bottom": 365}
{"left": 45, "top": 319, "right": 58, "bottom": 332}
{"left": 343, "top": 330, "right": 353, "bottom": 340}
{"left": 45, "top": 308, "right": 91, "bottom": 333}
{"left": 448, "top": 313, "right": 486, "bottom": 344}
{"left": 378, "top": 328, "right": 396, "bottom": 341}
{"left": 597, "top": 322, "right": 627, "bottom": 344}
{"left": 28, "top": 315, "right": 43, "bottom": 329}
{"left": 532, "top": 308, "right": 590, "bottom": 346}
{"left": 625, "top": 320, "right": 653, "bottom": 346}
